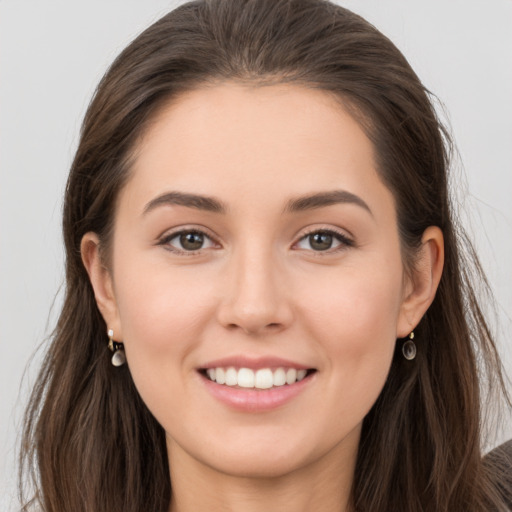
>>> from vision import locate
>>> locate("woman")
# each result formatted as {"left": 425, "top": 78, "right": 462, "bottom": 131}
{"left": 19, "top": 0, "right": 511, "bottom": 511}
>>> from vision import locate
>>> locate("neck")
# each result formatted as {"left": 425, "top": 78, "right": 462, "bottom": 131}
{"left": 167, "top": 431, "right": 358, "bottom": 512}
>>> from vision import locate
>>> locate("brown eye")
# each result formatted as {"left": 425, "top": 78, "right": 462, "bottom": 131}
{"left": 180, "top": 232, "right": 204, "bottom": 251}
{"left": 160, "top": 229, "right": 216, "bottom": 253}
{"left": 309, "top": 232, "right": 333, "bottom": 251}
{"left": 295, "top": 229, "right": 353, "bottom": 253}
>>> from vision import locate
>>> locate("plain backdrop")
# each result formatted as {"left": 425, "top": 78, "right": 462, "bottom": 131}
{"left": 1, "top": 1, "right": 511, "bottom": 509}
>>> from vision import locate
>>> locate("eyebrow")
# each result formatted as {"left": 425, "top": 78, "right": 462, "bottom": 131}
{"left": 283, "top": 190, "right": 372, "bottom": 216}
{"left": 142, "top": 189, "right": 372, "bottom": 216}
{"left": 143, "top": 191, "right": 228, "bottom": 215}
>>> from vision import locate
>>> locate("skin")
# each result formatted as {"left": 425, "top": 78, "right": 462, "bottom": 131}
{"left": 82, "top": 82, "right": 444, "bottom": 512}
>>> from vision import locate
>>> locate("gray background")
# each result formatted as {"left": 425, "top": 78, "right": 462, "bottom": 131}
{"left": 1, "top": 1, "right": 511, "bottom": 509}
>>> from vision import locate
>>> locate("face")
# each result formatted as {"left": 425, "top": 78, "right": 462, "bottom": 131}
{"left": 92, "top": 83, "right": 419, "bottom": 479}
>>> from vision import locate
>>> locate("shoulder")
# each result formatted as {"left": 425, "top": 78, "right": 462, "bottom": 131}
{"left": 484, "top": 439, "right": 512, "bottom": 509}
{"left": 485, "top": 439, "right": 512, "bottom": 469}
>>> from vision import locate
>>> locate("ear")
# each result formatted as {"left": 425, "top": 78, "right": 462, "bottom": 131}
{"left": 396, "top": 226, "right": 444, "bottom": 337}
{"left": 81, "top": 232, "right": 123, "bottom": 340}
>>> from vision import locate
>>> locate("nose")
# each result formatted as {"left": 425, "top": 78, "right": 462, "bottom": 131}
{"left": 216, "top": 245, "right": 294, "bottom": 336}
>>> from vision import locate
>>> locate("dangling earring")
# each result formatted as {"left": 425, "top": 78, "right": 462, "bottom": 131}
{"left": 402, "top": 331, "right": 417, "bottom": 360}
{"left": 108, "top": 328, "right": 126, "bottom": 367}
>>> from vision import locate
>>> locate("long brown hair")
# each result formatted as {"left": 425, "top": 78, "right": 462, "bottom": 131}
{"left": 19, "top": 1, "right": 511, "bottom": 510}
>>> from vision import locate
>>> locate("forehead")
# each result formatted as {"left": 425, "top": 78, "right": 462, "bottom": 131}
{"left": 121, "top": 82, "right": 393, "bottom": 218}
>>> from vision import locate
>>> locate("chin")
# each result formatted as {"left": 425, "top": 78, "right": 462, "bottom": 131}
{"left": 177, "top": 425, "right": 355, "bottom": 481}
{"left": 204, "top": 449, "right": 314, "bottom": 480}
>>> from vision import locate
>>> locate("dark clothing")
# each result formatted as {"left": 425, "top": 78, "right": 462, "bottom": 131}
{"left": 484, "top": 439, "right": 512, "bottom": 509}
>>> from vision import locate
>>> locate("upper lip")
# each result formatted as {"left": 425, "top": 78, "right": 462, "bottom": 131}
{"left": 199, "top": 355, "right": 314, "bottom": 371}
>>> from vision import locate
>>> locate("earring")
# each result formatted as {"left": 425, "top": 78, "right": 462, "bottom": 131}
{"left": 402, "top": 331, "right": 417, "bottom": 361}
{"left": 108, "top": 328, "right": 126, "bottom": 367}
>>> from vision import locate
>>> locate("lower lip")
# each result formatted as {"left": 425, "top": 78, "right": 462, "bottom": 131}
{"left": 199, "top": 372, "right": 316, "bottom": 412}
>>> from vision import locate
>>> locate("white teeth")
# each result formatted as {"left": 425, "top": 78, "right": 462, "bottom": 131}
{"left": 255, "top": 369, "right": 273, "bottom": 389}
{"left": 225, "top": 367, "right": 237, "bottom": 386}
{"left": 273, "top": 368, "right": 286, "bottom": 387}
{"left": 285, "top": 368, "right": 297, "bottom": 385}
{"left": 237, "top": 368, "right": 255, "bottom": 388}
{"left": 205, "top": 366, "right": 311, "bottom": 388}
{"left": 215, "top": 367, "right": 226, "bottom": 385}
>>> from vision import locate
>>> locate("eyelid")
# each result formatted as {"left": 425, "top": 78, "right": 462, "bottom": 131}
{"left": 157, "top": 225, "right": 220, "bottom": 255}
{"left": 293, "top": 226, "right": 355, "bottom": 254}
{"left": 157, "top": 224, "right": 355, "bottom": 256}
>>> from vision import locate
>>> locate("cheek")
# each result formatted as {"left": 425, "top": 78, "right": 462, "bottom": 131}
{"left": 114, "top": 254, "right": 215, "bottom": 347}
{"left": 299, "top": 261, "right": 403, "bottom": 413}
{"left": 304, "top": 260, "right": 403, "bottom": 342}
{"left": 111, "top": 259, "right": 222, "bottom": 428}
{"left": 111, "top": 253, "right": 219, "bottom": 405}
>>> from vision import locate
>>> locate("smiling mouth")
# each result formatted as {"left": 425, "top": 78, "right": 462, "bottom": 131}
{"left": 199, "top": 367, "right": 317, "bottom": 390}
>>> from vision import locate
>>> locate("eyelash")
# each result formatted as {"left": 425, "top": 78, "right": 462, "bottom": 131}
{"left": 297, "top": 227, "right": 354, "bottom": 254}
{"left": 158, "top": 228, "right": 218, "bottom": 255}
{"left": 158, "top": 226, "right": 354, "bottom": 256}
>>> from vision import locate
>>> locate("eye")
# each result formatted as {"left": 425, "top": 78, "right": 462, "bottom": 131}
{"left": 159, "top": 229, "right": 217, "bottom": 254}
{"left": 295, "top": 229, "right": 353, "bottom": 253}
